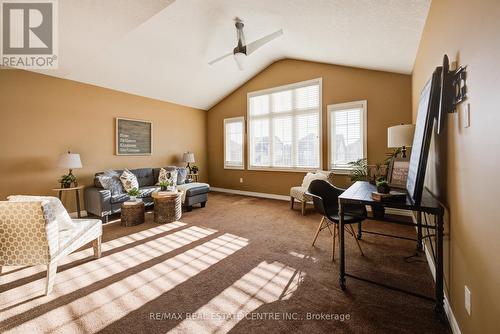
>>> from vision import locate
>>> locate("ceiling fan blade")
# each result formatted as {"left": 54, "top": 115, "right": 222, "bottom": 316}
{"left": 245, "top": 29, "right": 283, "bottom": 55}
{"left": 208, "top": 52, "right": 233, "bottom": 65}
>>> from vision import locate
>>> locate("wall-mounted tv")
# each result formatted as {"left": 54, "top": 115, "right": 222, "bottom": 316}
{"left": 406, "top": 67, "right": 442, "bottom": 204}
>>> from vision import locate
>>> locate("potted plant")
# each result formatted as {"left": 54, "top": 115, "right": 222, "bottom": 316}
{"left": 376, "top": 178, "right": 390, "bottom": 194}
{"left": 59, "top": 174, "right": 76, "bottom": 188}
{"left": 159, "top": 181, "right": 169, "bottom": 191}
{"left": 191, "top": 164, "right": 199, "bottom": 174}
{"left": 127, "top": 188, "right": 140, "bottom": 201}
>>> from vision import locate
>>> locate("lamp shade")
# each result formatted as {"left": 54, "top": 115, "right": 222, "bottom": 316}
{"left": 388, "top": 124, "right": 415, "bottom": 148}
{"left": 182, "top": 152, "right": 195, "bottom": 163}
{"left": 57, "top": 152, "right": 82, "bottom": 169}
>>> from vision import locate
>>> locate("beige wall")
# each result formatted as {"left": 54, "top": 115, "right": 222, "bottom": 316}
{"left": 412, "top": 0, "right": 500, "bottom": 333}
{"left": 207, "top": 59, "right": 411, "bottom": 194}
{"left": 0, "top": 70, "right": 207, "bottom": 212}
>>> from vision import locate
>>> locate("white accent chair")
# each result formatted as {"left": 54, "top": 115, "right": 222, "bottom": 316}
{"left": 290, "top": 171, "right": 335, "bottom": 215}
{"left": 0, "top": 196, "right": 102, "bottom": 295}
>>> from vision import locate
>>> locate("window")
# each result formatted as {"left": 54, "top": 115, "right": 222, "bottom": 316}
{"left": 328, "top": 100, "right": 367, "bottom": 172}
{"left": 224, "top": 117, "right": 245, "bottom": 169}
{"left": 247, "top": 79, "right": 322, "bottom": 171}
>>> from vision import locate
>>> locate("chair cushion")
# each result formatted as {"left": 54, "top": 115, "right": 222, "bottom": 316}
{"left": 57, "top": 218, "right": 102, "bottom": 259}
{"left": 290, "top": 186, "right": 312, "bottom": 202}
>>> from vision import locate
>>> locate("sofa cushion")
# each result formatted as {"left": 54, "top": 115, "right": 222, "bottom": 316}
{"left": 110, "top": 193, "right": 130, "bottom": 204}
{"left": 130, "top": 168, "right": 155, "bottom": 187}
{"left": 177, "top": 183, "right": 210, "bottom": 204}
{"left": 139, "top": 186, "right": 160, "bottom": 198}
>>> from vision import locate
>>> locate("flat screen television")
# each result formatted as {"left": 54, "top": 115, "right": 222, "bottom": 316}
{"left": 406, "top": 67, "right": 442, "bottom": 204}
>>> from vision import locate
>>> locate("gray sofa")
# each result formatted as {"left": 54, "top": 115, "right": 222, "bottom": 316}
{"left": 84, "top": 167, "right": 209, "bottom": 223}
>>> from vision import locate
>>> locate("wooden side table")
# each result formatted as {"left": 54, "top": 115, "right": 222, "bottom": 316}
{"left": 152, "top": 191, "right": 182, "bottom": 224}
{"left": 52, "top": 185, "right": 85, "bottom": 218}
{"left": 188, "top": 173, "right": 199, "bottom": 182}
{"left": 121, "top": 201, "right": 145, "bottom": 227}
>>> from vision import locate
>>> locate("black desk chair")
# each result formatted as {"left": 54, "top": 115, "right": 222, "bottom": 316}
{"left": 307, "top": 179, "right": 366, "bottom": 261}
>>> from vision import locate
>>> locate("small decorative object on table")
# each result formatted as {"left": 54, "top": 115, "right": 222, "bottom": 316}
{"left": 371, "top": 179, "right": 406, "bottom": 202}
{"left": 127, "top": 187, "right": 140, "bottom": 201}
{"left": 121, "top": 201, "right": 145, "bottom": 226}
{"left": 388, "top": 157, "right": 410, "bottom": 189}
{"left": 152, "top": 191, "right": 182, "bottom": 224}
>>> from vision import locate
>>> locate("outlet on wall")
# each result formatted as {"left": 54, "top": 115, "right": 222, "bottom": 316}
{"left": 464, "top": 285, "right": 471, "bottom": 316}
{"left": 239, "top": 178, "right": 243, "bottom": 183}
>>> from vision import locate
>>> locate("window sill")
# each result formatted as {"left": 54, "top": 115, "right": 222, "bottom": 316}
{"left": 224, "top": 166, "right": 245, "bottom": 170}
{"left": 248, "top": 166, "right": 320, "bottom": 173}
{"left": 330, "top": 168, "right": 354, "bottom": 175}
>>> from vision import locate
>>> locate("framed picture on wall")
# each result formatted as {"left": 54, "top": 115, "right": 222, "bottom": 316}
{"left": 115, "top": 118, "right": 152, "bottom": 155}
{"left": 388, "top": 157, "right": 410, "bottom": 189}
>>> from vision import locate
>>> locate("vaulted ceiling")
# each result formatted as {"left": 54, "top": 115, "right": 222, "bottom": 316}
{"left": 33, "top": 0, "right": 431, "bottom": 110}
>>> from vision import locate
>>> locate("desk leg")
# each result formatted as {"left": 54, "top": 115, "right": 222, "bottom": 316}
{"left": 357, "top": 221, "right": 362, "bottom": 240}
{"left": 417, "top": 211, "right": 423, "bottom": 251}
{"left": 435, "top": 213, "right": 445, "bottom": 319}
{"left": 339, "top": 200, "right": 346, "bottom": 290}
{"left": 76, "top": 190, "right": 81, "bottom": 218}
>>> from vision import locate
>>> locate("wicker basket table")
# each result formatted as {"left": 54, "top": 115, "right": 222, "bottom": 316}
{"left": 121, "top": 201, "right": 145, "bottom": 227}
{"left": 152, "top": 191, "right": 182, "bottom": 224}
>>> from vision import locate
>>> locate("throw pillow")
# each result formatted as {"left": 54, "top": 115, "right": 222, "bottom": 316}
{"left": 120, "top": 169, "right": 139, "bottom": 192}
{"left": 301, "top": 172, "right": 328, "bottom": 189}
{"left": 7, "top": 195, "right": 77, "bottom": 231}
{"left": 98, "top": 169, "right": 124, "bottom": 195}
{"left": 176, "top": 167, "right": 188, "bottom": 185}
{"left": 158, "top": 168, "right": 169, "bottom": 183}
{"left": 158, "top": 168, "right": 178, "bottom": 186}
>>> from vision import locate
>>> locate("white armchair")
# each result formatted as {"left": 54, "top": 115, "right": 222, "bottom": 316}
{"left": 0, "top": 196, "right": 102, "bottom": 295}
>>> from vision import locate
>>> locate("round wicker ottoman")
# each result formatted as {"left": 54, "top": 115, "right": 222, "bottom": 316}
{"left": 121, "top": 201, "right": 145, "bottom": 227}
{"left": 152, "top": 191, "right": 182, "bottom": 224}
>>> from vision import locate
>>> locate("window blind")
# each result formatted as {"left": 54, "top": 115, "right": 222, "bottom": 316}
{"left": 224, "top": 117, "right": 244, "bottom": 169}
{"left": 248, "top": 79, "right": 321, "bottom": 170}
{"left": 328, "top": 101, "right": 367, "bottom": 170}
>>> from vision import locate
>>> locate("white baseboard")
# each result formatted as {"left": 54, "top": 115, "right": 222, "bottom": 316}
{"left": 211, "top": 187, "right": 412, "bottom": 219}
{"left": 412, "top": 215, "right": 461, "bottom": 334}
{"left": 210, "top": 187, "right": 290, "bottom": 201}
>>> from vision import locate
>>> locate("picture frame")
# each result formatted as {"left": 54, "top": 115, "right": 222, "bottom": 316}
{"left": 388, "top": 157, "right": 410, "bottom": 189}
{"left": 115, "top": 118, "right": 152, "bottom": 155}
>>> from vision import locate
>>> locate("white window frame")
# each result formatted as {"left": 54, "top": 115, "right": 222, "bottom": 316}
{"left": 327, "top": 100, "right": 367, "bottom": 174}
{"left": 223, "top": 116, "right": 245, "bottom": 170}
{"left": 246, "top": 78, "right": 323, "bottom": 172}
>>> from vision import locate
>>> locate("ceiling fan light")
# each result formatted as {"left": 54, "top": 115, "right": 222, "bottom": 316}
{"left": 233, "top": 52, "right": 245, "bottom": 70}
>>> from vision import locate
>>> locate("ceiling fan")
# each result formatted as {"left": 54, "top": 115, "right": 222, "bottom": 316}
{"left": 209, "top": 17, "right": 283, "bottom": 70}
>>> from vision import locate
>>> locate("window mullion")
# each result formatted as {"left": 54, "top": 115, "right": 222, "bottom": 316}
{"left": 269, "top": 95, "right": 273, "bottom": 167}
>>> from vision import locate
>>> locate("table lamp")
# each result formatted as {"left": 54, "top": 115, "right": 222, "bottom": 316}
{"left": 387, "top": 124, "right": 415, "bottom": 158}
{"left": 182, "top": 152, "right": 195, "bottom": 172}
{"left": 58, "top": 151, "right": 82, "bottom": 186}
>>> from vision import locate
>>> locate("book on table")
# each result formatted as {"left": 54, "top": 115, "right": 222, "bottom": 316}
{"left": 371, "top": 190, "right": 406, "bottom": 202}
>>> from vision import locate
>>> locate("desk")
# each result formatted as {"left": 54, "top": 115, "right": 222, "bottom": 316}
{"left": 338, "top": 181, "right": 444, "bottom": 318}
{"left": 52, "top": 185, "right": 85, "bottom": 218}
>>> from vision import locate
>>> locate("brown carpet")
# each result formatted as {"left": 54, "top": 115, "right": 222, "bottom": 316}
{"left": 0, "top": 192, "right": 450, "bottom": 333}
